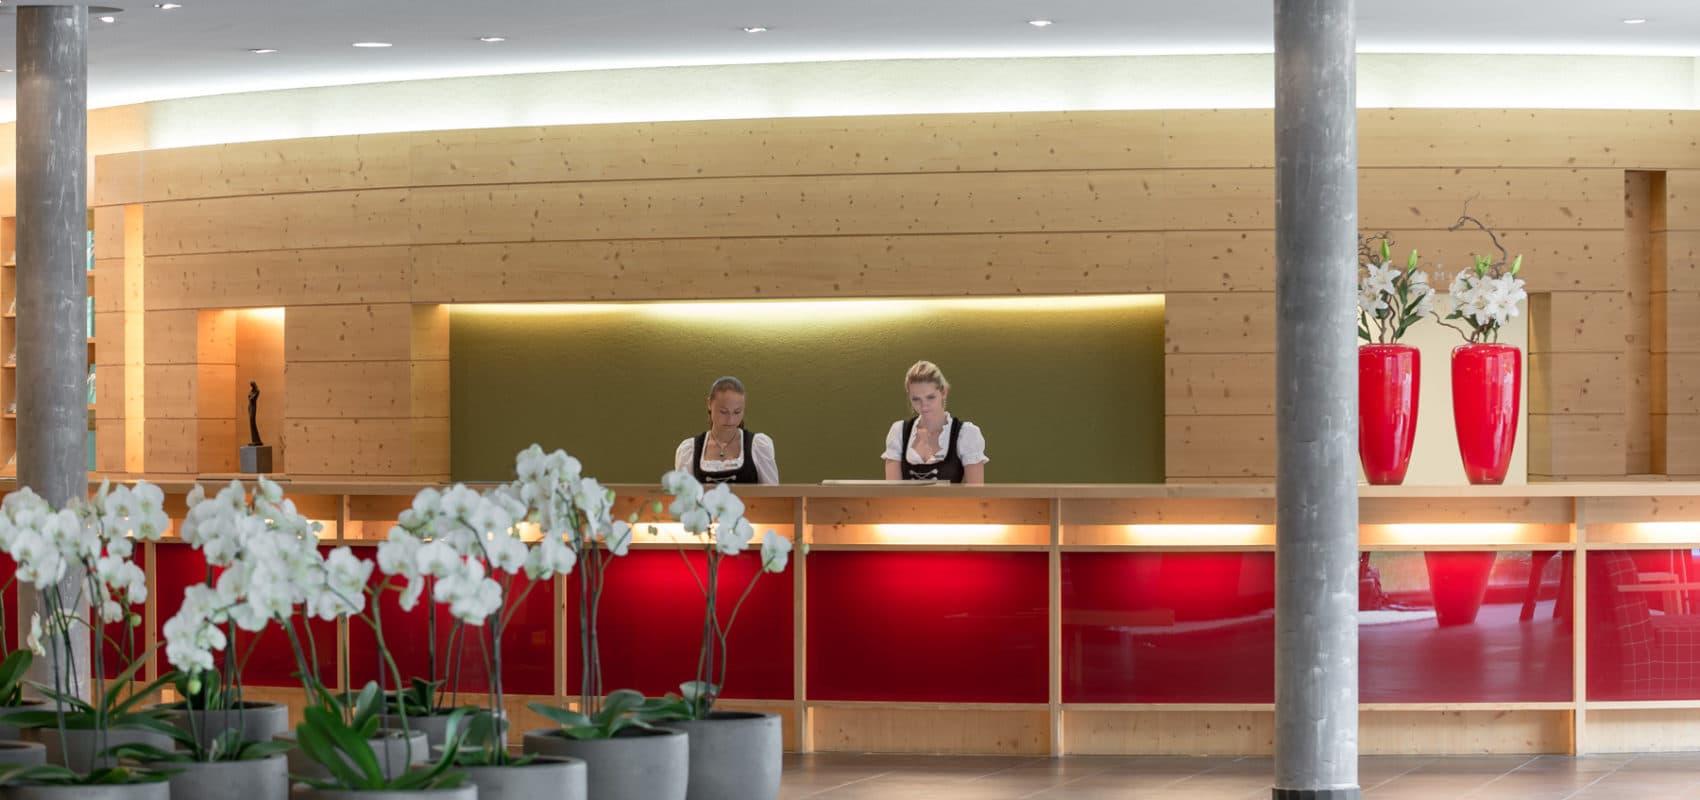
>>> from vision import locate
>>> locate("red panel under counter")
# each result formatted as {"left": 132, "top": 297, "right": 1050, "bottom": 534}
{"left": 349, "top": 569, "right": 554, "bottom": 696}
{"left": 807, "top": 551, "right": 1048, "bottom": 703}
{"left": 1586, "top": 548, "right": 1700, "bottom": 701}
{"left": 1062, "top": 552, "right": 1275, "bottom": 703}
{"left": 566, "top": 549, "right": 793, "bottom": 701}
{"left": 1060, "top": 550, "right": 1572, "bottom": 704}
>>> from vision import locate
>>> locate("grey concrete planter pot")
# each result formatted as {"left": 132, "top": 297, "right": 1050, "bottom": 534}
{"left": 273, "top": 729, "right": 428, "bottom": 782}
{"left": 0, "top": 701, "right": 50, "bottom": 741}
{"left": 21, "top": 726, "right": 173, "bottom": 773}
{"left": 460, "top": 755, "right": 587, "bottom": 800}
{"left": 159, "top": 702, "right": 290, "bottom": 750}
{"left": 376, "top": 709, "right": 503, "bottom": 751}
{"left": 0, "top": 739, "right": 45, "bottom": 766}
{"left": 660, "top": 711, "right": 782, "bottom": 800}
{"left": 158, "top": 754, "right": 289, "bottom": 800}
{"left": 290, "top": 788, "right": 475, "bottom": 800}
{"left": 2, "top": 782, "right": 170, "bottom": 799}
{"left": 522, "top": 727, "right": 687, "bottom": 800}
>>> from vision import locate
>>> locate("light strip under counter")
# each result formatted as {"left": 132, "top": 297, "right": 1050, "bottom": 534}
{"left": 1358, "top": 489, "right": 1575, "bottom": 550}
{"left": 1579, "top": 493, "right": 1700, "bottom": 548}
{"left": 805, "top": 493, "right": 1051, "bottom": 549}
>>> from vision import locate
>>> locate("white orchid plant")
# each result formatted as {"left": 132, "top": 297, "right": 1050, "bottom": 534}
{"left": 376, "top": 445, "right": 607, "bottom": 764}
{"left": 0, "top": 481, "right": 173, "bottom": 784}
{"left": 1357, "top": 236, "right": 1435, "bottom": 344}
{"left": 646, "top": 472, "right": 793, "bottom": 721}
{"left": 1437, "top": 210, "right": 1528, "bottom": 344}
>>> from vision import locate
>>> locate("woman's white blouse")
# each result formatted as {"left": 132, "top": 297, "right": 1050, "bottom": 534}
{"left": 675, "top": 433, "right": 780, "bottom": 485}
{"left": 881, "top": 415, "right": 989, "bottom": 465}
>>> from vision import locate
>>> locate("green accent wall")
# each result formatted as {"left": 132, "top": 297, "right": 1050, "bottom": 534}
{"left": 450, "top": 298, "right": 1164, "bottom": 484}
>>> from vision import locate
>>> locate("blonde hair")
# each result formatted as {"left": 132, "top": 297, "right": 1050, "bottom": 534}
{"left": 904, "top": 360, "right": 950, "bottom": 394}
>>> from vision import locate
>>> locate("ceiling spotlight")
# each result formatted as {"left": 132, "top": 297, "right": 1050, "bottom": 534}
{"left": 99, "top": 15, "right": 116, "bottom": 23}
{"left": 249, "top": 48, "right": 278, "bottom": 54}
{"left": 154, "top": 3, "right": 183, "bottom": 8}
{"left": 352, "top": 42, "right": 393, "bottom": 48}
{"left": 1028, "top": 19, "right": 1054, "bottom": 27}
{"left": 479, "top": 36, "right": 507, "bottom": 43}
{"left": 1622, "top": 17, "right": 1647, "bottom": 24}
{"left": 742, "top": 26, "right": 768, "bottom": 33}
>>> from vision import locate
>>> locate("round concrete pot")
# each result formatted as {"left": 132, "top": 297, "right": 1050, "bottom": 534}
{"left": 2, "top": 782, "right": 170, "bottom": 799}
{"left": 273, "top": 729, "right": 428, "bottom": 782}
{"left": 158, "top": 753, "right": 289, "bottom": 800}
{"left": 21, "top": 726, "right": 174, "bottom": 772}
{"left": 0, "top": 700, "right": 51, "bottom": 741}
{"left": 377, "top": 709, "right": 504, "bottom": 751}
{"left": 522, "top": 727, "right": 687, "bottom": 800}
{"left": 290, "top": 788, "right": 475, "bottom": 800}
{"left": 0, "top": 739, "right": 46, "bottom": 765}
{"left": 660, "top": 711, "right": 782, "bottom": 800}
{"left": 459, "top": 755, "right": 587, "bottom": 800}
{"left": 160, "top": 702, "right": 290, "bottom": 751}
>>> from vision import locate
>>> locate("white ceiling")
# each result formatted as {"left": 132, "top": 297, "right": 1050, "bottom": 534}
{"left": 0, "top": 0, "right": 1695, "bottom": 110}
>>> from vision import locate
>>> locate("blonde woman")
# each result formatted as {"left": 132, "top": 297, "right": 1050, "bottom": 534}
{"left": 675, "top": 376, "right": 779, "bottom": 485}
{"left": 881, "top": 360, "right": 987, "bottom": 484}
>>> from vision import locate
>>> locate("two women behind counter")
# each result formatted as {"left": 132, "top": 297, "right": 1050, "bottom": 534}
{"left": 674, "top": 361, "right": 988, "bottom": 485}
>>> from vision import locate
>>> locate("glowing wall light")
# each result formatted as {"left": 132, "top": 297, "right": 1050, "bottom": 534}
{"left": 1376, "top": 523, "right": 1539, "bottom": 546}
{"left": 453, "top": 294, "right": 1163, "bottom": 326}
{"left": 1121, "top": 524, "right": 1272, "bottom": 547}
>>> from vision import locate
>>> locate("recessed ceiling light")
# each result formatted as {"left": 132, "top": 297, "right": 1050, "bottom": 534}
{"left": 1622, "top": 17, "right": 1647, "bottom": 24}
{"left": 1028, "top": 19, "right": 1054, "bottom": 27}
{"left": 479, "top": 36, "right": 507, "bottom": 43}
{"left": 352, "top": 42, "right": 393, "bottom": 48}
{"left": 154, "top": 3, "right": 183, "bottom": 9}
{"left": 742, "top": 26, "right": 768, "bottom": 33}
{"left": 249, "top": 48, "right": 278, "bottom": 55}
{"left": 99, "top": 15, "right": 116, "bottom": 23}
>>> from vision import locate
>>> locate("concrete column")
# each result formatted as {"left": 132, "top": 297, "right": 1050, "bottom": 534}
{"left": 16, "top": 3, "right": 91, "bottom": 698}
{"left": 1272, "top": 0, "right": 1360, "bottom": 798}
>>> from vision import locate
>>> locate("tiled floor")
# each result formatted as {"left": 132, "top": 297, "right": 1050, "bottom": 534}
{"left": 780, "top": 752, "right": 1700, "bottom": 799}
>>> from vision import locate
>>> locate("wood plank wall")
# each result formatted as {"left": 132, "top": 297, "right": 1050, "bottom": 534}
{"left": 87, "top": 110, "right": 1700, "bottom": 481}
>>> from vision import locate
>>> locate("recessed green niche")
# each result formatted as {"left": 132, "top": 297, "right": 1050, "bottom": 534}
{"left": 450, "top": 296, "right": 1164, "bottom": 484}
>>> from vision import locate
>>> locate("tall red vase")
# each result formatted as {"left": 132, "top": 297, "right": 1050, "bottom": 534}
{"left": 1450, "top": 343, "right": 1522, "bottom": 485}
{"left": 1358, "top": 344, "right": 1421, "bottom": 485}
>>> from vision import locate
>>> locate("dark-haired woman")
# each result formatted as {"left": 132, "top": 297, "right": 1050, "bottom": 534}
{"left": 674, "top": 376, "right": 779, "bottom": 484}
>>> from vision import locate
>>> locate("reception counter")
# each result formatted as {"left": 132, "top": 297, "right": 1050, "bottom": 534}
{"left": 27, "top": 479, "right": 1700, "bottom": 756}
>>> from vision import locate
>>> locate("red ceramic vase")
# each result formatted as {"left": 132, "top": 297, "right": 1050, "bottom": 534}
{"left": 1450, "top": 343, "right": 1522, "bottom": 485}
{"left": 1358, "top": 344, "right": 1421, "bottom": 485}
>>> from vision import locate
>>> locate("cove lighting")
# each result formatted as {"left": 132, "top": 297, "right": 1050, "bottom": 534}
{"left": 1122, "top": 525, "right": 1272, "bottom": 547}
{"left": 453, "top": 294, "right": 1164, "bottom": 325}
{"left": 1377, "top": 523, "right": 1535, "bottom": 545}
{"left": 352, "top": 42, "right": 393, "bottom": 48}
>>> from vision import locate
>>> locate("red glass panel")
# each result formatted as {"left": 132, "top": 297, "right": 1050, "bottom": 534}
{"left": 0, "top": 553, "right": 18, "bottom": 653}
{"left": 1360, "top": 550, "right": 1571, "bottom": 703}
{"left": 807, "top": 551, "right": 1046, "bottom": 703}
{"left": 566, "top": 549, "right": 792, "bottom": 701}
{"left": 230, "top": 546, "right": 340, "bottom": 689}
{"left": 1062, "top": 552, "right": 1275, "bottom": 703}
{"left": 154, "top": 542, "right": 212, "bottom": 676}
{"left": 1586, "top": 549, "right": 1700, "bottom": 701}
{"left": 350, "top": 569, "right": 554, "bottom": 696}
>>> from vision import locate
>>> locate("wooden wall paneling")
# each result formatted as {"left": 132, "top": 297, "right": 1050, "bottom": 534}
{"left": 409, "top": 113, "right": 1172, "bottom": 187}
{"left": 1360, "top": 710, "right": 1571, "bottom": 755}
{"left": 141, "top": 135, "right": 414, "bottom": 205}
{"left": 1625, "top": 171, "right": 1660, "bottom": 474}
{"left": 1358, "top": 169, "right": 1620, "bottom": 231}
{"left": 1160, "top": 231, "right": 1275, "bottom": 292}
{"left": 1359, "top": 110, "right": 1700, "bottom": 170}
{"left": 1528, "top": 353, "right": 1627, "bottom": 415}
{"left": 1166, "top": 415, "right": 1275, "bottom": 479}
{"left": 284, "top": 361, "right": 418, "bottom": 419}
{"left": 1529, "top": 414, "right": 1629, "bottom": 479}
{"left": 1530, "top": 293, "right": 1632, "bottom": 355}
{"left": 145, "top": 247, "right": 413, "bottom": 311}
{"left": 197, "top": 310, "right": 238, "bottom": 473}
{"left": 286, "top": 304, "right": 419, "bottom": 362}
{"left": 1583, "top": 709, "right": 1700, "bottom": 754}
{"left": 808, "top": 704, "right": 1049, "bottom": 755}
{"left": 410, "top": 233, "right": 1167, "bottom": 304}
{"left": 1164, "top": 293, "right": 1274, "bottom": 354}
{"left": 142, "top": 309, "right": 199, "bottom": 366}
{"left": 143, "top": 190, "right": 412, "bottom": 257}
{"left": 1062, "top": 709, "right": 1274, "bottom": 756}
{"left": 1667, "top": 231, "right": 1700, "bottom": 291}
{"left": 1166, "top": 353, "right": 1275, "bottom": 416}
{"left": 282, "top": 418, "right": 430, "bottom": 479}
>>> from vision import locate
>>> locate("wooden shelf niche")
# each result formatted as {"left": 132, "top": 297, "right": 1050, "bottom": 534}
{"left": 0, "top": 215, "right": 99, "bottom": 476}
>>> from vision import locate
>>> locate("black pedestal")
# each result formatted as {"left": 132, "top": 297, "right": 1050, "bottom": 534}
{"left": 240, "top": 444, "right": 273, "bottom": 474}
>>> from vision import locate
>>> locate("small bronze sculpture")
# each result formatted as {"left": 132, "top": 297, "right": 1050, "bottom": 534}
{"left": 247, "top": 381, "right": 263, "bottom": 446}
